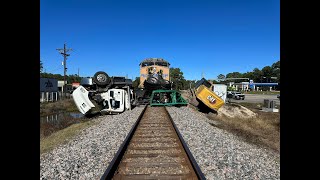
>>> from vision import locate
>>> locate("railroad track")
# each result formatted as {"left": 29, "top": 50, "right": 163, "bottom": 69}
{"left": 101, "top": 105, "right": 205, "bottom": 180}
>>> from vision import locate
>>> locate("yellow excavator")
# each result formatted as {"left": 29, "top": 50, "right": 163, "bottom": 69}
{"left": 189, "top": 78, "right": 225, "bottom": 112}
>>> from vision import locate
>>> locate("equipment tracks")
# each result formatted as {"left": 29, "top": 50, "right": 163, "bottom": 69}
{"left": 101, "top": 106, "right": 205, "bottom": 180}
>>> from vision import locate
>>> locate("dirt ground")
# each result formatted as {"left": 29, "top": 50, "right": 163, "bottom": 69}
{"left": 180, "top": 90, "right": 280, "bottom": 152}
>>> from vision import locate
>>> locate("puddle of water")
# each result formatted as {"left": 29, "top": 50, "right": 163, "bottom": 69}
{"left": 69, "top": 113, "right": 84, "bottom": 119}
{"left": 40, "top": 112, "right": 86, "bottom": 138}
{"left": 40, "top": 112, "right": 84, "bottom": 123}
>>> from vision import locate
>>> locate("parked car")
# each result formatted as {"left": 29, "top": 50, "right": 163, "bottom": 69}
{"left": 226, "top": 91, "right": 245, "bottom": 100}
{"left": 231, "top": 91, "right": 245, "bottom": 100}
{"left": 227, "top": 91, "right": 233, "bottom": 99}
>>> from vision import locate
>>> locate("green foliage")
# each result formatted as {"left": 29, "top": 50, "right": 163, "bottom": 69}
{"left": 261, "top": 66, "right": 273, "bottom": 81}
{"left": 210, "top": 79, "right": 219, "bottom": 84}
{"left": 271, "top": 60, "right": 280, "bottom": 83}
{"left": 226, "top": 72, "right": 243, "bottom": 83}
{"left": 168, "top": 60, "right": 280, "bottom": 90}
{"left": 186, "top": 80, "right": 196, "bottom": 88}
{"left": 223, "top": 60, "right": 280, "bottom": 83}
{"left": 252, "top": 68, "right": 263, "bottom": 82}
{"left": 132, "top": 77, "right": 140, "bottom": 89}
{"left": 170, "top": 67, "right": 188, "bottom": 90}
{"left": 226, "top": 72, "right": 242, "bottom": 78}
{"left": 217, "top": 74, "right": 225, "bottom": 80}
{"left": 40, "top": 60, "right": 43, "bottom": 73}
{"left": 227, "top": 86, "right": 236, "bottom": 91}
{"left": 40, "top": 72, "right": 82, "bottom": 84}
{"left": 67, "top": 74, "right": 82, "bottom": 83}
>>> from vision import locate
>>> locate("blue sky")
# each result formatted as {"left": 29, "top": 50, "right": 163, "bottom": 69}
{"left": 40, "top": 0, "right": 279, "bottom": 80}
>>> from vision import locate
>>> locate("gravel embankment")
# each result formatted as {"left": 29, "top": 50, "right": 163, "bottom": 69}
{"left": 167, "top": 106, "right": 280, "bottom": 180}
{"left": 40, "top": 106, "right": 145, "bottom": 180}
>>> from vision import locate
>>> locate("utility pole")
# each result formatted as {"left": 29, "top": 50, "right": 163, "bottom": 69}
{"left": 57, "top": 43, "right": 72, "bottom": 98}
{"left": 78, "top": 68, "right": 80, "bottom": 77}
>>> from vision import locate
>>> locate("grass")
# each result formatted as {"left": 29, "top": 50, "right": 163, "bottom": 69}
{"left": 208, "top": 102, "right": 280, "bottom": 152}
{"left": 40, "top": 99, "right": 79, "bottom": 116}
{"left": 243, "top": 91, "right": 280, "bottom": 95}
{"left": 40, "top": 97, "right": 104, "bottom": 154}
{"left": 40, "top": 120, "right": 97, "bottom": 155}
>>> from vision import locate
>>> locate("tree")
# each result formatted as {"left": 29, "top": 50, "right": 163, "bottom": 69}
{"left": 222, "top": 60, "right": 280, "bottom": 85}
{"left": 40, "top": 72, "right": 83, "bottom": 84}
{"left": 271, "top": 60, "right": 280, "bottom": 69}
{"left": 271, "top": 60, "right": 280, "bottom": 83}
{"left": 242, "top": 71, "right": 254, "bottom": 81}
{"left": 170, "top": 67, "right": 186, "bottom": 90}
{"left": 252, "top": 68, "right": 262, "bottom": 82}
{"left": 226, "top": 72, "right": 243, "bottom": 83}
{"left": 217, "top": 74, "right": 225, "bottom": 80}
{"left": 67, "top": 74, "right": 82, "bottom": 83}
{"left": 186, "top": 80, "right": 196, "bottom": 89}
{"left": 132, "top": 77, "right": 140, "bottom": 89}
{"left": 261, "top": 66, "right": 273, "bottom": 82}
{"left": 40, "top": 72, "right": 64, "bottom": 80}
{"left": 226, "top": 72, "right": 242, "bottom": 78}
{"left": 40, "top": 60, "right": 43, "bottom": 73}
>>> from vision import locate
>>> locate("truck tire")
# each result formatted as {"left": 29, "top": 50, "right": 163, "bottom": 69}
{"left": 93, "top": 71, "right": 110, "bottom": 86}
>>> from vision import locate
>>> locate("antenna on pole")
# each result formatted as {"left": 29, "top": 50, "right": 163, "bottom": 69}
{"left": 56, "top": 42, "right": 73, "bottom": 98}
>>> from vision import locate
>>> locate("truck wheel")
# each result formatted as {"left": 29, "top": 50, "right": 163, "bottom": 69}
{"left": 93, "top": 71, "right": 110, "bottom": 86}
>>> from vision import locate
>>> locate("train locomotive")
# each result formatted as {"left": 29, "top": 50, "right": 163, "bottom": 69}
{"left": 134, "top": 58, "right": 172, "bottom": 104}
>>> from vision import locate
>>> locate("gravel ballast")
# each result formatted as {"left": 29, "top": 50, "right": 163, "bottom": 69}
{"left": 40, "top": 106, "right": 145, "bottom": 180}
{"left": 167, "top": 106, "right": 280, "bottom": 180}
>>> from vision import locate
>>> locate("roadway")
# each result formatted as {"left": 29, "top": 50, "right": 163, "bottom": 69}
{"left": 228, "top": 94, "right": 280, "bottom": 105}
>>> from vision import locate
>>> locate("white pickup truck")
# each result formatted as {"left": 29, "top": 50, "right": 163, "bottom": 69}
{"left": 227, "top": 91, "right": 245, "bottom": 100}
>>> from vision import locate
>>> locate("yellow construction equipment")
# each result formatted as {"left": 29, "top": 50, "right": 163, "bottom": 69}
{"left": 190, "top": 78, "right": 225, "bottom": 111}
{"left": 195, "top": 84, "right": 224, "bottom": 111}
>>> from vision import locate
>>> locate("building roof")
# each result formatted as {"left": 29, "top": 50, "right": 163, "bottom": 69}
{"left": 139, "top": 58, "right": 170, "bottom": 66}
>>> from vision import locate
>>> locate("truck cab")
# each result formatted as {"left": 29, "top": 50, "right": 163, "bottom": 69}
{"left": 100, "top": 88, "right": 131, "bottom": 114}
{"left": 72, "top": 71, "right": 133, "bottom": 115}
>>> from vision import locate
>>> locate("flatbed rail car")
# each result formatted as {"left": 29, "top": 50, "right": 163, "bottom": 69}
{"left": 150, "top": 89, "right": 188, "bottom": 107}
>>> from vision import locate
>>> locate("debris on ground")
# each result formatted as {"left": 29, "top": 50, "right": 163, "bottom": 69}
{"left": 217, "top": 103, "right": 257, "bottom": 119}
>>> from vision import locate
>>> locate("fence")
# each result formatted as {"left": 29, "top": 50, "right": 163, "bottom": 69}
{"left": 40, "top": 91, "right": 72, "bottom": 103}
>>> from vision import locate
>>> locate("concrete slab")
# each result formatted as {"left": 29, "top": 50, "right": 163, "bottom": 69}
{"left": 261, "top": 107, "right": 279, "bottom": 112}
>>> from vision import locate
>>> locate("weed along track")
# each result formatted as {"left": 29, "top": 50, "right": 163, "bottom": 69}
{"left": 101, "top": 106, "right": 205, "bottom": 180}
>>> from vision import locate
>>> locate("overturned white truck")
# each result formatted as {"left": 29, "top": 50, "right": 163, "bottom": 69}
{"left": 72, "top": 71, "right": 134, "bottom": 115}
